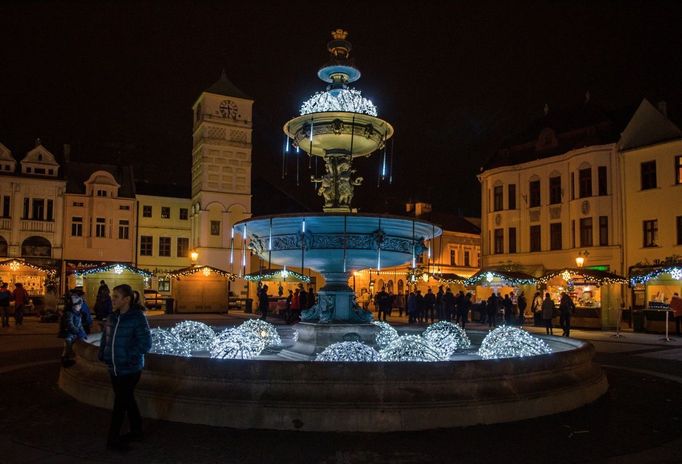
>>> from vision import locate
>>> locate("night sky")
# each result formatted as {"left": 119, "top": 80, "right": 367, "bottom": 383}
{"left": 2, "top": 1, "right": 681, "bottom": 216}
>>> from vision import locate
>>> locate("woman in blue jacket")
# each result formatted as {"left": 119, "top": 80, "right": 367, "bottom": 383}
{"left": 98, "top": 284, "right": 152, "bottom": 451}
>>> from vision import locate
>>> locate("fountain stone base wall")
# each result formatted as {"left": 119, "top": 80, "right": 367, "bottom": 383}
{"left": 59, "top": 334, "right": 608, "bottom": 432}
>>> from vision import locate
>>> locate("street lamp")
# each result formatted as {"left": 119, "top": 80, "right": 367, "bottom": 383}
{"left": 190, "top": 250, "right": 199, "bottom": 264}
{"left": 575, "top": 255, "right": 585, "bottom": 268}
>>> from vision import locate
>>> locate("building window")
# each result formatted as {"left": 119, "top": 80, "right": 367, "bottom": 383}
{"left": 493, "top": 186, "right": 503, "bottom": 212}
{"left": 598, "top": 166, "right": 608, "bottom": 196}
{"left": 140, "top": 236, "right": 153, "bottom": 256}
{"left": 71, "top": 217, "right": 83, "bottom": 237}
{"left": 641, "top": 161, "right": 657, "bottom": 190}
{"left": 31, "top": 198, "right": 45, "bottom": 220}
{"left": 494, "top": 229, "right": 504, "bottom": 254}
{"left": 530, "top": 225, "right": 541, "bottom": 252}
{"left": 158, "top": 279, "right": 171, "bottom": 292}
{"left": 210, "top": 220, "right": 221, "bottom": 236}
{"left": 96, "top": 190, "right": 107, "bottom": 197}
{"left": 677, "top": 216, "right": 682, "bottom": 245}
{"left": 508, "top": 227, "right": 517, "bottom": 254}
{"left": 119, "top": 205, "right": 130, "bottom": 210}
{"left": 95, "top": 218, "right": 106, "bottom": 238}
{"left": 449, "top": 249, "right": 456, "bottom": 266}
{"left": 529, "top": 180, "right": 541, "bottom": 207}
{"left": 2, "top": 196, "right": 10, "bottom": 217}
{"left": 643, "top": 220, "right": 658, "bottom": 247}
{"left": 571, "top": 219, "right": 576, "bottom": 248}
{"left": 177, "top": 237, "right": 189, "bottom": 257}
{"left": 599, "top": 216, "right": 609, "bottom": 246}
{"left": 73, "top": 201, "right": 84, "bottom": 207}
{"left": 161, "top": 207, "right": 170, "bottom": 219}
{"left": 580, "top": 218, "right": 593, "bottom": 247}
{"left": 549, "top": 176, "right": 561, "bottom": 204}
{"left": 118, "top": 220, "right": 129, "bottom": 240}
{"left": 23, "top": 198, "right": 29, "bottom": 219}
{"left": 46, "top": 199, "right": 53, "bottom": 220}
{"left": 676, "top": 156, "right": 682, "bottom": 185}
{"left": 570, "top": 172, "right": 575, "bottom": 200}
{"left": 508, "top": 184, "right": 516, "bottom": 210}
{"left": 464, "top": 250, "right": 470, "bottom": 267}
{"left": 142, "top": 205, "right": 152, "bottom": 217}
{"left": 550, "top": 223, "right": 562, "bottom": 250}
{"left": 579, "top": 168, "right": 592, "bottom": 198}
{"left": 159, "top": 237, "right": 171, "bottom": 257}
{"left": 179, "top": 208, "right": 189, "bottom": 220}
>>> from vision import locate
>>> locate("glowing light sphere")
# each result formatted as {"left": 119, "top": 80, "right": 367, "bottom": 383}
{"left": 237, "top": 319, "right": 282, "bottom": 348}
{"left": 422, "top": 321, "right": 471, "bottom": 356}
{"left": 169, "top": 321, "right": 216, "bottom": 352}
{"left": 478, "top": 326, "right": 552, "bottom": 360}
{"left": 150, "top": 328, "right": 191, "bottom": 357}
{"left": 300, "top": 88, "right": 378, "bottom": 116}
{"left": 372, "top": 321, "right": 399, "bottom": 349}
{"left": 379, "top": 335, "right": 448, "bottom": 362}
{"left": 315, "top": 341, "right": 380, "bottom": 362}
{"left": 209, "top": 330, "right": 263, "bottom": 360}
{"left": 670, "top": 268, "right": 682, "bottom": 280}
{"left": 210, "top": 328, "right": 266, "bottom": 355}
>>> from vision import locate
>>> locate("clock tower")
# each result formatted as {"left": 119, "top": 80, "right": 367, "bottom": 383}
{"left": 190, "top": 71, "right": 253, "bottom": 271}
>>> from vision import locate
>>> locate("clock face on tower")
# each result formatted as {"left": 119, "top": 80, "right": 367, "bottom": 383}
{"left": 218, "top": 99, "right": 239, "bottom": 119}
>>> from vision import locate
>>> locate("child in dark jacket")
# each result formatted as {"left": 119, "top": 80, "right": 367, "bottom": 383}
{"left": 58, "top": 292, "right": 87, "bottom": 367}
{"left": 98, "top": 284, "right": 152, "bottom": 452}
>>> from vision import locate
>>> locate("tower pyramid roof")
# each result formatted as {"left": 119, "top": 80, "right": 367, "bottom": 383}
{"left": 205, "top": 69, "right": 250, "bottom": 100}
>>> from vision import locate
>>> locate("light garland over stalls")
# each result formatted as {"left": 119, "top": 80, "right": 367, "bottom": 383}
{"left": 150, "top": 328, "right": 191, "bottom": 357}
{"left": 243, "top": 269, "right": 311, "bottom": 283}
{"left": 465, "top": 271, "right": 536, "bottom": 287}
{"left": 478, "top": 326, "right": 552, "bottom": 360}
{"left": 538, "top": 268, "right": 627, "bottom": 286}
{"left": 379, "top": 335, "right": 448, "bottom": 362}
{"left": 629, "top": 266, "right": 682, "bottom": 286}
{"left": 169, "top": 321, "right": 216, "bottom": 352}
{"left": 422, "top": 321, "right": 471, "bottom": 356}
{"left": 238, "top": 319, "right": 282, "bottom": 348}
{"left": 0, "top": 258, "right": 57, "bottom": 276}
{"left": 372, "top": 321, "right": 399, "bottom": 349}
{"left": 166, "top": 265, "right": 236, "bottom": 280}
{"left": 73, "top": 263, "right": 151, "bottom": 277}
{"left": 315, "top": 341, "right": 380, "bottom": 362}
{"left": 300, "top": 88, "right": 378, "bottom": 116}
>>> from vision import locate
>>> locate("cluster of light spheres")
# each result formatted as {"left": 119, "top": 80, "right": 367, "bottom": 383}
{"left": 150, "top": 327, "right": 191, "bottom": 357}
{"left": 315, "top": 341, "right": 380, "bottom": 362}
{"left": 209, "top": 328, "right": 264, "bottom": 360}
{"left": 379, "top": 335, "right": 448, "bottom": 362}
{"left": 478, "top": 326, "right": 552, "bottom": 360}
{"left": 422, "top": 321, "right": 471, "bottom": 356}
{"left": 169, "top": 321, "right": 216, "bottom": 352}
{"left": 238, "top": 319, "right": 282, "bottom": 348}
{"left": 300, "top": 89, "right": 378, "bottom": 116}
{"left": 372, "top": 321, "right": 399, "bottom": 349}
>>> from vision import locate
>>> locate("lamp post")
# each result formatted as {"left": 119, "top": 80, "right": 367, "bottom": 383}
{"left": 190, "top": 250, "right": 199, "bottom": 265}
{"left": 575, "top": 255, "right": 585, "bottom": 268}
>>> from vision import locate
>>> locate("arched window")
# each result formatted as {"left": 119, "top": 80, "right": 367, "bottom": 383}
{"left": 21, "top": 236, "right": 51, "bottom": 258}
{"left": 0, "top": 235, "right": 7, "bottom": 257}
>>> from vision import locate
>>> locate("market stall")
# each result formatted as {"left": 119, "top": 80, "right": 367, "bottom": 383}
{"left": 464, "top": 270, "right": 537, "bottom": 322}
{"left": 538, "top": 268, "right": 627, "bottom": 329}
{"left": 629, "top": 264, "right": 682, "bottom": 333}
{"left": 0, "top": 258, "right": 57, "bottom": 313}
{"left": 244, "top": 268, "right": 311, "bottom": 316}
{"left": 167, "top": 265, "right": 236, "bottom": 314}
{"left": 71, "top": 263, "right": 151, "bottom": 309}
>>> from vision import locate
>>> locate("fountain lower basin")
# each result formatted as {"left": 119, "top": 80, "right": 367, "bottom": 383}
{"left": 59, "top": 331, "right": 607, "bottom": 432}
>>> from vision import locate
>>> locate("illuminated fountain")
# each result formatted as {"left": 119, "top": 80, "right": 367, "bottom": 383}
{"left": 59, "top": 30, "right": 607, "bottom": 432}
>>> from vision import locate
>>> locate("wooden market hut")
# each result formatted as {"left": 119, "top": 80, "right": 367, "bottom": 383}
{"left": 73, "top": 264, "right": 150, "bottom": 308}
{"left": 167, "top": 265, "right": 236, "bottom": 313}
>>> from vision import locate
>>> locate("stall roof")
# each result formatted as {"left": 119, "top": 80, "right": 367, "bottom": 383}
{"left": 165, "top": 265, "right": 235, "bottom": 280}
{"left": 539, "top": 268, "right": 627, "bottom": 285}
{"left": 0, "top": 258, "right": 57, "bottom": 275}
{"left": 243, "top": 269, "right": 311, "bottom": 283}
{"left": 433, "top": 273, "right": 468, "bottom": 285}
{"left": 71, "top": 263, "right": 152, "bottom": 277}
{"left": 629, "top": 264, "right": 682, "bottom": 286}
{"left": 465, "top": 269, "right": 538, "bottom": 286}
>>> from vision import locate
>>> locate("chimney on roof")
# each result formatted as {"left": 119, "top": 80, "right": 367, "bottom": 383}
{"left": 657, "top": 101, "right": 668, "bottom": 118}
{"left": 63, "top": 144, "right": 71, "bottom": 162}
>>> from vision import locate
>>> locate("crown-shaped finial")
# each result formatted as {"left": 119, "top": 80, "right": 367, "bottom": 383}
{"left": 331, "top": 29, "right": 348, "bottom": 40}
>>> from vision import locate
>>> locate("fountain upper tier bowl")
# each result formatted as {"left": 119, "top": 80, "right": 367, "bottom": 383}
{"left": 284, "top": 112, "right": 394, "bottom": 158}
{"left": 235, "top": 213, "right": 441, "bottom": 273}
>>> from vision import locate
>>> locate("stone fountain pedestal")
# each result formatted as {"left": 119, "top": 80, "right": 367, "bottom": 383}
{"left": 279, "top": 271, "right": 379, "bottom": 360}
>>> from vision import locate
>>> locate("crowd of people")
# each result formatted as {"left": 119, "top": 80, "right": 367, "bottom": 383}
{"left": 257, "top": 282, "right": 316, "bottom": 324}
